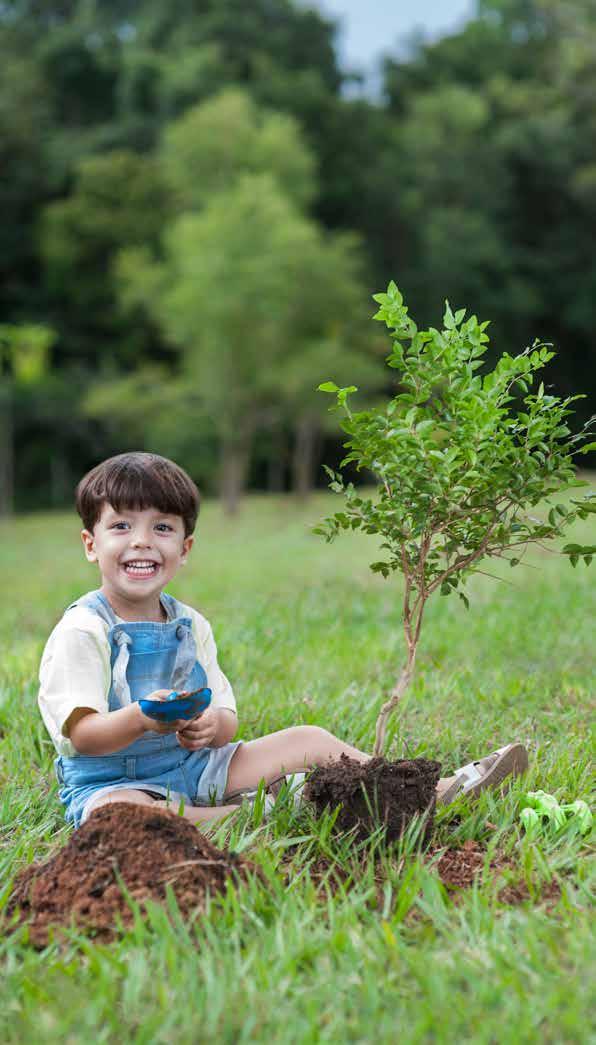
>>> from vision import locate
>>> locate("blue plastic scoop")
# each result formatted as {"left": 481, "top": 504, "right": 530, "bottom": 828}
{"left": 138, "top": 687, "right": 212, "bottom": 723}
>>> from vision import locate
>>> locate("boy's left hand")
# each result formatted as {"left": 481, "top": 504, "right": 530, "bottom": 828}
{"left": 176, "top": 706, "right": 219, "bottom": 750}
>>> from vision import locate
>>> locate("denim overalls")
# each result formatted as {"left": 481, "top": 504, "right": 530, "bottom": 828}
{"left": 54, "top": 589, "right": 241, "bottom": 827}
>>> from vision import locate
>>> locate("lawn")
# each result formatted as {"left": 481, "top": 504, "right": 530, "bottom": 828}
{"left": 0, "top": 485, "right": 594, "bottom": 1044}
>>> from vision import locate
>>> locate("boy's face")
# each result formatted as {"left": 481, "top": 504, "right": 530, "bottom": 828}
{"left": 81, "top": 503, "right": 194, "bottom": 616}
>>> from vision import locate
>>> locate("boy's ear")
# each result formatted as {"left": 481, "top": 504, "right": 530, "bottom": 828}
{"left": 180, "top": 534, "right": 194, "bottom": 564}
{"left": 81, "top": 529, "right": 98, "bottom": 562}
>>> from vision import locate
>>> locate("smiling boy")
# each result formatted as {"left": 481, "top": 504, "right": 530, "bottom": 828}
{"left": 38, "top": 451, "right": 528, "bottom": 829}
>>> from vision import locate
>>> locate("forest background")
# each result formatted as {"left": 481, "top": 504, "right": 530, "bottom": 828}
{"left": 1, "top": 0, "right": 595, "bottom": 515}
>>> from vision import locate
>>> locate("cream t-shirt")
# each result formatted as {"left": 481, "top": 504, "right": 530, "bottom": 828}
{"left": 38, "top": 600, "right": 237, "bottom": 757}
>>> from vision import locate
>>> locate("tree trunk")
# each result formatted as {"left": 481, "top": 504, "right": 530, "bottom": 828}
{"left": 219, "top": 431, "right": 253, "bottom": 516}
{"left": 0, "top": 384, "right": 13, "bottom": 518}
{"left": 292, "top": 415, "right": 318, "bottom": 499}
{"left": 50, "top": 451, "right": 70, "bottom": 508}
{"left": 373, "top": 643, "right": 418, "bottom": 757}
{"left": 266, "top": 423, "right": 286, "bottom": 493}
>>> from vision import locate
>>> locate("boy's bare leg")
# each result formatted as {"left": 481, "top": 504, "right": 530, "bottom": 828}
{"left": 225, "top": 725, "right": 369, "bottom": 795}
{"left": 224, "top": 726, "right": 461, "bottom": 800}
{"left": 86, "top": 788, "right": 240, "bottom": 825}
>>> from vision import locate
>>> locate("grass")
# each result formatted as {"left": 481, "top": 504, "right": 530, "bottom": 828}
{"left": 0, "top": 484, "right": 594, "bottom": 1044}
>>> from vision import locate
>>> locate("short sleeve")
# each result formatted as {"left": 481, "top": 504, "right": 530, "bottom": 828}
{"left": 190, "top": 611, "right": 237, "bottom": 714}
{"left": 38, "top": 616, "right": 111, "bottom": 756}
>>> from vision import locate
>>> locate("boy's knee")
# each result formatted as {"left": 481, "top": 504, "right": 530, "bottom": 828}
{"left": 87, "top": 787, "right": 158, "bottom": 816}
{"left": 292, "top": 724, "right": 331, "bottom": 748}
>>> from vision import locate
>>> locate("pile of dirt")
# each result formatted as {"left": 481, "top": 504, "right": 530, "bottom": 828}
{"left": 433, "top": 839, "right": 561, "bottom": 907}
{"left": 5, "top": 802, "right": 257, "bottom": 948}
{"left": 291, "top": 840, "right": 561, "bottom": 912}
{"left": 434, "top": 839, "right": 486, "bottom": 889}
{"left": 305, "top": 754, "right": 442, "bottom": 844}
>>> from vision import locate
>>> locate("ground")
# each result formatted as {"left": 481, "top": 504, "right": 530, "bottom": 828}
{"left": 0, "top": 485, "right": 594, "bottom": 1043}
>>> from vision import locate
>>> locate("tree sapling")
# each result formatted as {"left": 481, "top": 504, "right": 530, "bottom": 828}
{"left": 307, "top": 282, "right": 594, "bottom": 838}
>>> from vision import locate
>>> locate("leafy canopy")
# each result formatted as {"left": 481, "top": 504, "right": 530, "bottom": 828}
{"left": 317, "top": 281, "right": 595, "bottom": 608}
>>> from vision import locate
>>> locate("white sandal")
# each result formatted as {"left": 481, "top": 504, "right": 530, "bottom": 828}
{"left": 438, "top": 743, "right": 528, "bottom": 805}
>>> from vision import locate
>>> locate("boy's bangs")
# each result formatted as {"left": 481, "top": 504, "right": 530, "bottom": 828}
{"left": 105, "top": 467, "right": 185, "bottom": 520}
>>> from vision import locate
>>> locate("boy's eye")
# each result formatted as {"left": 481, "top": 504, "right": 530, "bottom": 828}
{"left": 109, "top": 521, "right": 173, "bottom": 531}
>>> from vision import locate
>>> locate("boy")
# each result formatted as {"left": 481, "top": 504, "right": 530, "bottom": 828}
{"left": 38, "top": 452, "right": 528, "bottom": 829}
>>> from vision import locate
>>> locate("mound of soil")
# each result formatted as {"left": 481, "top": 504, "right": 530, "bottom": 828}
{"left": 434, "top": 840, "right": 561, "bottom": 907}
{"left": 434, "top": 839, "right": 487, "bottom": 889}
{"left": 305, "top": 754, "right": 442, "bottom": 844}
{"left": 292, "top": 840, "right": 561, "bottom": 912}
{"left": 5, "top": 802, "right": 256, "bottom": 948}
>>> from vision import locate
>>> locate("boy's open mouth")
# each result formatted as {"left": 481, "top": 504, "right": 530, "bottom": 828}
{"left": 121, "top": 560, "right": 160, "bottom": 578}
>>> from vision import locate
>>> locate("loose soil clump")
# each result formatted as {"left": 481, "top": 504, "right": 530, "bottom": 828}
{"left": 305, "top": 754, "right": 441, "bottom": 844}
{"left": 432, "top": 840, "right": 561, "bottom": 908}
{"left": 5, "top": 802, "right": 256, "bottom": 948}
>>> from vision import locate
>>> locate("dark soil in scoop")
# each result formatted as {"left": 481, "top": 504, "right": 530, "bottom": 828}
{"left": 5, "top": 802, "right": 257, "bottom": 948}
{"left": 304, "top": 754, "right": 442, "bottom": 845}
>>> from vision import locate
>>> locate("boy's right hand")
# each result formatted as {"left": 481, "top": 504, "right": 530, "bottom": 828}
{"left": 138, "top": 690, "right": 188, "bottom": 734}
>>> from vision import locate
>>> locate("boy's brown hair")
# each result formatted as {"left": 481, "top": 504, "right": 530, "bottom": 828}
{"left": 76, "top": 452, "right": 200, "bottom": 537}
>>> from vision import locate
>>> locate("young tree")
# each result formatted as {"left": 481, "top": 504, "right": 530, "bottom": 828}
{"left": 317, "top": 282, "right": 595, "bottom": 755}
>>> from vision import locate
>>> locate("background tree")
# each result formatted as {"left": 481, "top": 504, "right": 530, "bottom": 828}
{"left": 0, "top": 0, "right": 594, "bottom": 509}
{"left": 0, "top": 325, "right": 55, "bottom": 516}
{"left": 115, "top": 173, "right": 377, "bottom": 512}
{"left": 41, "top": 150, "right": 170, "bottom": 366}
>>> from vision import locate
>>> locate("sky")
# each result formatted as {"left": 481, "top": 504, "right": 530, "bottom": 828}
{"left": 301, "top": 0, "right": 476, "bottom": 95}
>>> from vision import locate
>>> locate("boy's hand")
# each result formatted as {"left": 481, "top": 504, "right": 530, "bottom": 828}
{"left": 176, "top": 706, "right": 219, "bottom": 750}
{"left": 138, "top": 689, "right": 188, "bottom": 735}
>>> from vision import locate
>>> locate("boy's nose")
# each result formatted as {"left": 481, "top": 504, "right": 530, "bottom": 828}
{"left": 131, "top": 534, "right": 153, "bottom": 547}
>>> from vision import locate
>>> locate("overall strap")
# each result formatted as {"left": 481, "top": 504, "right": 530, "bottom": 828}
{"left": 160, "top": 593, "right": 199, "bottom": 691}
{"left": 65, "top": 589, "right": 117, "bottom": 628}
{"left": 69, "top": 591, "right": 134, "bottom": 707}
{"left": 111, "top": 629, "right": 133, "bottom": 706}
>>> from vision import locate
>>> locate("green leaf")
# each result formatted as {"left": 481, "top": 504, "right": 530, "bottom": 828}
{"left": 387, "top": 280, "right": 402, "bottom": 305}
{"left": 317, "top": 381, "right": 339, "bottom": 393}
{"left": 337, "top": 385, "right": 358, "bottom": 407}
{"left": 370, "top": 561, "right": 391, "bottom": 578}
{"left": 458, "top": 591, "right": 470, "bottom": 610}
{"left": 443, "top": 301, "right": 455, "bottom": 329}
{"left": 578, "top": 441, "right": 596, "bottom": 454}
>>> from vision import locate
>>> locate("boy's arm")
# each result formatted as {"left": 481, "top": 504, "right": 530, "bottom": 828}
{"left": 66, "top": 693, "right": 188, "bottom": 755}
{"left": 213, "top": 708, "right": 238, "bottom": 746}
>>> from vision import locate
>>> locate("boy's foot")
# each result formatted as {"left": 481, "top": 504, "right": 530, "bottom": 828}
{"left": 267, "top": 772, "right": 306, "bottom": 808}
{"left": 437, "top": 743, "right": 528, "bottom": 805}
{"left": 224, "top": 772, "right": 306, "bottom": 813}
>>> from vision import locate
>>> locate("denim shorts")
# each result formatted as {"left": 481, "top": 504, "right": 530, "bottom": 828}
{"left": 56, "top": 741, "right": 243, "bottom": 828}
